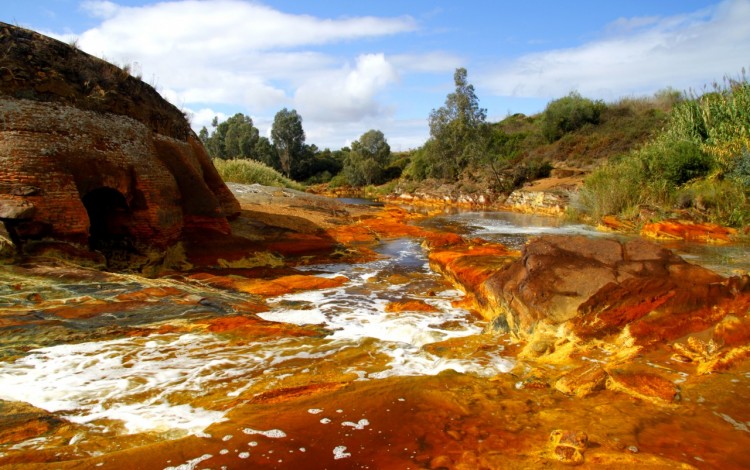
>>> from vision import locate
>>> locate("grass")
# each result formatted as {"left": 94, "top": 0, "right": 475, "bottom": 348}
{"left": 580, "top": 71, "right": 750, "bottom": 227}
{"left": 213, "top": 158, "right": 304, "bottom": 190}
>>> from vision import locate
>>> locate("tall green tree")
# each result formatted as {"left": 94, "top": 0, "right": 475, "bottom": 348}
{"left": 224, "top": 114, "right": 259, "bottom": 158}
{"left": 201, "top": 113, "right": 260, "bottom": 160}
{"left": 271, "top": 108, "right": 305, "bottom": 177}
{"left": 426, "top": 67, "right": 487, "bottom": 179}
{"left": 343, "top": 129, "right": 391, "bottom": 186}
{"left": 253, "top": 136, "right": 280, "bottom": 170}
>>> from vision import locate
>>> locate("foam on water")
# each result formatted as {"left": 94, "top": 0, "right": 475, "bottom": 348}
{"left": 260, "top": 238, "right": 514, "bottom": 378}
{"left": 0, "top": 333, "right": 320, "bottom": 435}
{"left": 263, "top": 240, "right": 481, "bottom": 349}
{"left": 0, "top": 237, "right": 515, "bottom": 441}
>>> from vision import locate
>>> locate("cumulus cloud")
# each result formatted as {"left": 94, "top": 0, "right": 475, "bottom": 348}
{"left": 294, "top": 53, "right": 399, "bottom": 122}
{"left": 67, "top": 0, "right": 416, "bottom": 117}
{"left": 304, "top": 118, "right": 428, "bottom": 151}
{"left": 77, "top": 0, "right": 416, "bottom": 55}
{"left": 480, "top": 0, "right": 750, "bottom": 100}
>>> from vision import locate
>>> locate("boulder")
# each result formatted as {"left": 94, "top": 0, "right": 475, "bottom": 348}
{"left": 0, "top": 23, "right": 240, "bottom": 257}
{"left": 432, "top": 234, "right": 750, "bottom": 348}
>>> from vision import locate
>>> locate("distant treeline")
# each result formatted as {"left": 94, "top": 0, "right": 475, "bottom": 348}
{"left": 204, "top": 66, "right": 750, "bottom": 226}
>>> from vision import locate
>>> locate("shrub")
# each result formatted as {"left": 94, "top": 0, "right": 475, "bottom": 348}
{"left": 643, "top": 140, "right": 713, "bottom": 186}
{"left": 212, "top": 158, "right": 303, "bottom": 190}
{"left": 677, "top": 178, "right": 750, "bottom": 226}
{"left": 730, "top": 150, "right": 750, "bottom": 187}
{"left": 579, "top": 156, "right": 648, "bottom": 219}
{"left": 510, "top": 158, "right": 552, "bottom": 187}
{"left": 541, "top": 92, "right": 606, "bottom": 142}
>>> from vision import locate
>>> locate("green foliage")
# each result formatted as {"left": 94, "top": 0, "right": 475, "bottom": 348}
{"left": 292, "top": 145, "right": 343, "bottom": 183}
{"left": 420, "top": 68, "right": 487, "bottom": 180}
{"left": 579, "top": 156, "right": 650, "bottom": 220}
{"left": 212, "top": 158, "right": 303, "bottom": 190}
{"left": 342, "top": 130, "right": 391, "bottom": 186}
{"left": 665, "top": 75, "right": 750, "bottom": 172}
{"left": 541, "top": 92, "right": 606, "bottom": 142}
{"left": 253, "top": 136, "right": 280, "bottom": 170}
{"left": 643, "top": 140, "right": 713, "bottom": 186}
{"left": 730, "top": 150, "right": 750, "bottom": 187}
{"left": 201, "top": 113, "right": 259, "bottom": 160}
{"left": 677, "top": 179, "right": 750, "bottom": 227}
{"left": 581, "top": 70, "right": 750, "bottom": 226}
{"left": 271, "top": 108, "right": 306, "bottom": 178}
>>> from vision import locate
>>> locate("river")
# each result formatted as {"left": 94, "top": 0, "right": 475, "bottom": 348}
{"left": 1, "top": 207, "right": 749, "bottom": 468}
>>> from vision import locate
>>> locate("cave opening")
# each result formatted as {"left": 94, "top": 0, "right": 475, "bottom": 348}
{"left": 82, "top": 187, "right": 135, "bottom": 263}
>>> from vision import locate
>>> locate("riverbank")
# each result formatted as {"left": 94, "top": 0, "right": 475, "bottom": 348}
{"left": 2, "top": 183, "right": 750, "bottom": 468}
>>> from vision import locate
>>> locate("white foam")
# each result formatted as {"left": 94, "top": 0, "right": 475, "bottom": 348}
{"left": 342, "top": 419, "right": 369, "bottom": 430}
{"left": 0, "top": 333, "right": 307, "bottom": 436}
{"left": 333, "top": 446, "right": 351, "bottom": 460}
{"left": 0, "top": 238, "right": 516, "bottom": 445}
{"left": 163, "top": 453, "right": 212, "bottom": 470}
{"left": 242, "top": 428, "right": 287, "bottom": 438}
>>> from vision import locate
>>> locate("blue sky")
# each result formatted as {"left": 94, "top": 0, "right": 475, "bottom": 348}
{"left": 5, "top": 0, "right": 750, "bottom": 150}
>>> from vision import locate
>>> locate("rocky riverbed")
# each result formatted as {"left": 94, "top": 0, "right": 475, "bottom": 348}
{"left": 1, "top": 184, "right": 750, "bottom": 469}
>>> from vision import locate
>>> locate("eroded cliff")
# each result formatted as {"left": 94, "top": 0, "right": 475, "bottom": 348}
{"left": 0, "top": 22, "right": 240, "bottom": 263}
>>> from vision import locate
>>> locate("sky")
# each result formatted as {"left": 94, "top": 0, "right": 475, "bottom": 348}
{"left": 4, "top": 0, "right": 750, "bottom": 150}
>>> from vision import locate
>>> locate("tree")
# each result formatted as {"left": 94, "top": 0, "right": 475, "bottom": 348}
{"left": 202, "top": 113, "right": 260, "bottom": 160}
{"left": 253, "top": 136, "right": 280, "bottom": 170}
{"left": 223, "top": 113, "right": 259, "bottom": 158}
{"left": 426, "top": 67, "right": 487, "bottom": 179}
{"left": 343, "top": 129, "right": 391, "bottom": 186}
{"left": 271, "top": 108, "right": 305, "bottom": 178}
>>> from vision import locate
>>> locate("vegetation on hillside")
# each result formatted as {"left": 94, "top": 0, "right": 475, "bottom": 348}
{"left": 212, "top": 158, "right": 303, "bottom": 190}
{"left": 204, "top": 64, "right": 748, "bottom": 228}
{"left": 580, "top": 71, "right": 750, "bottom": 227}
{"left": 200, "top": 110, "right": 343, "bottom": 184}
{"left": 403, "top": 68, "right": 673, "bottom": 196}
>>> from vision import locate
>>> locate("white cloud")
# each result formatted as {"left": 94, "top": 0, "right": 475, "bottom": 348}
{"left": 76, "top": 0, "right": 416, "bottom": 55}
{"left": 304, "top": 117, "right": 428, "bottom": 151}
{"left": 80, "top": 0, "right": 120, "bottom": 19}
{"left": 390, "top": 51, "right": 464, "bottom": 73}
{"left": 480, "top": 0, "right": 750, "bottom": 100}
{"left": 294, "top": 53, "right": 399, "bottom": 122}
{"left": 60, "top": 0, "right": 420, "bottom": 142}
{"left": 185, "top": 107, "right": 228, "bottom": 132}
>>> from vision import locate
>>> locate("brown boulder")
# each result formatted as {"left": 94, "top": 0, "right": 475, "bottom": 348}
{"left": 433, "top": 234, "right": 750, "bottom": 349}
{"left": 0, "top": 23, "right": 239, "bottom": 259}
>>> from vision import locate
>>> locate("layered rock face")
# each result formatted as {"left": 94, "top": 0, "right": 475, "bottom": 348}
{"left": 431, "top": 234, "right": 750, "bottom": 350}
{"left": 0, "top": 23, "right": 240, "bottom": 254}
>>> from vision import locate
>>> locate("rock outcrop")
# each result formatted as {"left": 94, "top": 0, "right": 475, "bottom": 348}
{"left": 0, "top": 23, "right": 240, "bottom": 259}
{"left": 430, "top": 234, "right": 750, "bottom": 351}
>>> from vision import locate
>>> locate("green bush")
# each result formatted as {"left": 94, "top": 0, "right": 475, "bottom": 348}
{"left": 677, "top": 178, "right": 750, "bottom": 226}
{"left": 580, "top": 70, "right": 750, "bottom": 225}
{"left": 643, "top": 140, "right": 713, "bottom": 186}
{"left": 730, "top": 150, "right": 750, "bottom": 187}
{"left": 510, "top": 159, "right": 553, "bottom": 187}
{"left": 212, "top": 158, "right": 303, "bottom": 190}
{"left": 579, "top": 156, "right": 648, "bottom": 220}
{"left": 541, "top": 92, "right": 606, "bottom": 142}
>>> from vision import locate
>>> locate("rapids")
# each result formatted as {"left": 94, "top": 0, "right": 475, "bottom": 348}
{"left": 1, "top": 207, "right": 750, "bottom": 469}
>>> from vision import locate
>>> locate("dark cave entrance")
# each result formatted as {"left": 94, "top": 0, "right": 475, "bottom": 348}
{"left": 82, "top": 187, "right": 135, "bottom": 263}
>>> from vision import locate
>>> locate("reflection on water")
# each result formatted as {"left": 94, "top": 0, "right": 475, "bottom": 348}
{"left": 336, "top": 197, "right": 384, "bottom": 207}
{"left": 428, "top": 210, "right": 750, "bottom": 276}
